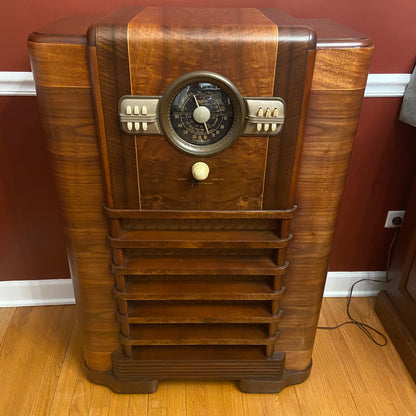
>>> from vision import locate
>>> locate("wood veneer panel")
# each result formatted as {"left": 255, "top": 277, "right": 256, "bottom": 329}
{"left": 136, "top": 137, "right": 268, "bottom": 210}
{"left": 311, "top": 48, "right": 373, "bottom": 90}
{"left": 28, "top": 43, "right": 90, "bottom": 87}
{"left": 29, "top": 30, "right": 120, "bottom": 371}
{"left": 105, "top": 207, "right": 296, "bottom": 219}
{"left": 28, "top": 15, "right": 101, "bottom": 44}
{"left": 109, "top": 229, "right": 288, "bottom": 249}
{"left": 90, "top": 9, "right": 141, "bottom": 209}
{"left": 123, "top": 303, "right": 281, "bottom": 324}
{"left": 115, "top": 280, "right": 282, "bottom": 301}
{"left": 112, "top": 256, "right": 287, "bottom": 276}
{"left": 31, "top": 85, "right": 119, "bottom": 371}
{"left": 129, "top": 346, "right": 269, "bottom": 361}
{"left": 272, "top": 32, "right": 372, "bottom": 367}
{"left": 127, "top": 8, "right": 277, "bottom": 97}
{"left": 127, "top": 7, "right": 278, "bottom": 211}
{"left": 123, "top": 324, "right": 274, "bottom": 346}
{"left": 259, "top": 21, "right": 316, "bottom": 209}
{"left": 278, "top": 86, "right": 371, "bottom": 372}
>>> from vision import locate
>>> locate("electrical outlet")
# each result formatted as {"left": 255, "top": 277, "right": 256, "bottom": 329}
{"left": 384, "top": 210, "right": 406, "bottom": 228}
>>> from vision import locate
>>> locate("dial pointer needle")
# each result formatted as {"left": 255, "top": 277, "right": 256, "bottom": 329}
{"left": 203, "top": 122, "right": 209, "bottom": 135}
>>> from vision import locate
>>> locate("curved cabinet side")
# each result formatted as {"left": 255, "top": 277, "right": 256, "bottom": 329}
{"left": 279, "top": 45, "right": 373, "bottom": 370}
{"left": 28, "top": 40, "right": 119, "bottom": 371}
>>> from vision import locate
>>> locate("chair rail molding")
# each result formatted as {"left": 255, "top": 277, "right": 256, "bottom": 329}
{"left": 0, "top": 72, "right": 411, "bottom": 97}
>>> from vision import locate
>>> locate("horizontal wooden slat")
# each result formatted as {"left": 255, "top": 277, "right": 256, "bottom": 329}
{"left": 119, "top": 304, "right": 283, "bottom": 324}
{"left": 114, "top": 280, "right": 284, "bottom": 301}
{"left": 109, "top": 230, "right": 291, "bottom": 249}
{"left": 112, "top": 256, "right": 288, "bottom": 275}
{"left": 120, "top": 324, "right": 277, "bottom": 346}
{"left": 104, "top": 206, "right": 297, "bottom": 219}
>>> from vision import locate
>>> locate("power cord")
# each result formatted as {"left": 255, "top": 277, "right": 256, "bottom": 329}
{"left": 317, "top": 227, "right": 401, "bottom": 346}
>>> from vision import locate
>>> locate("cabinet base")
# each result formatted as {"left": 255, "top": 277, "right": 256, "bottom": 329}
{"left": 84, "top": 356, "right": 312, "bottom": 394}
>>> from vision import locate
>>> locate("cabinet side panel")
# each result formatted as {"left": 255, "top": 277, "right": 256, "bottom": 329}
{"left": 28, "top": 41, "right": 119, "bottom": 371}
{"left": 278, "top": 46, "right": 373, "bottom": 370}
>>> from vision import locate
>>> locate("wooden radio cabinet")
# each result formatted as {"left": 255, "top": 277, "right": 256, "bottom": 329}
{"left": 28, "top": 7, "right": 372, "bottom": 393}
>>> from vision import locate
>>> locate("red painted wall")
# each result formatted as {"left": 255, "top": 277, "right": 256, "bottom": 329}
{"left": 331, "top": 98, "right": 416, "bottom": 271}
{"left": 1, "top": 0, "right": 416, "bottom": 73}
{"left": 0, "top": 1, "right": 416, "bottom": 280}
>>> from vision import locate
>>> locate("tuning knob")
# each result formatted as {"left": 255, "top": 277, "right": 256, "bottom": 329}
{"left": 191, "top": 162, "right": 210, "bottom": 181}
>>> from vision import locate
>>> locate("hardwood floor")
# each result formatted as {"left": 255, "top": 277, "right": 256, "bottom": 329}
{"left": 0, "top": 298, "right": 415, "bottom": 415}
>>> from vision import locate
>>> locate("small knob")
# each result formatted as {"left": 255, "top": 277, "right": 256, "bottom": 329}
{"left": 191, "top": 162, "right": 210, "bottom": 181}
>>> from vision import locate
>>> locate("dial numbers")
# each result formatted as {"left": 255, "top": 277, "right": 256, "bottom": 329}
{"left": 170, "top": 84, "right": 234, "bottom": 146}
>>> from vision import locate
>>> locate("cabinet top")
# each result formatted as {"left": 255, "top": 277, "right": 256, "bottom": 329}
{"left": 28, "top": 7, "right": 371, "bottom": 50}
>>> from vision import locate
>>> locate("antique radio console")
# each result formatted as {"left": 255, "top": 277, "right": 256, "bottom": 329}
{"left": 28, "top": 7, "right": 372, "bottom": 393}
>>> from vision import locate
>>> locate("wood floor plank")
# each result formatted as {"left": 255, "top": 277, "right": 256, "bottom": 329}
{"left": 259, "top": 393, "right": 284, "bottom": 416}
{"left": 68, "top": 360, "right": 95, "bottom": 415}
{"left": 49, "top": 315, "right": 83, "bottom": 416}
{"left": 0, "top": 307, "right": 16, "bottom": 349}
{"left": 107, "top": 393, "right": 131, "bottom": 414}
{"left": 221, "top": 382, "right": 245, "bottom": 416}
{"left": 1, "top": 298, "right": 416, "bottom": 415}
{"left": 0, "top": 306, "right": 66, "bottom": 416}
{"left": 320, "top": 298, "right": 416, "bottom": 415}
{"left": 261, "top": 387, "right": 301, "bottom": 416}
{"left": 311, "top": 329, "right": 361, "bottom": 416}
{"left": 241, "top": 392, "right": 265, "bottom": 416}
{"left": 186, "top": 381, "right": 209, "bottom": 416}
{"left": 165, "top": 382, "right": 187, "bottom": 416}
{"left": 204, "top": 382, "right": 227, "bottom": 416}
{"left": 29, "top": 305, "right": 77, "bottom": 416}
{"left": 127, "top": 393, "right": 149, "bottom": 414}
{"left": 88, "top": 384, "right": 111, "bottom": 416}
{"left": 148, "top": 381, "right": 168, "bottom": 416}
{"left": 352, "top": 392, "right": 395, "bottom": 416}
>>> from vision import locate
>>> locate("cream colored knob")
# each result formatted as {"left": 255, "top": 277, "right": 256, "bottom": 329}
{"left": 193, "top": 106, "right": 211, "bottom": 124}
{"left": 191, "top": 162, "right": 210, "bottom": 181}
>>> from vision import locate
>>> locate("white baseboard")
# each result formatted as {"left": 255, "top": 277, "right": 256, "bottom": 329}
{"left": 323, "top": 271, "right": 387, "bottom": 297}
{"left": 0, "top": 272, "right": 386, "bottom": 307}
{"left": 0, "top": 72, "right": 411, "bottom": 98}
{"left": 0, "top": 279, "right": 75, "bottom": 307}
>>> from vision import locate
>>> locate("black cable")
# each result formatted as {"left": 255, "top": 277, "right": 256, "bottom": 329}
{"left": 317, "top": 227, "right": 401, "bottom": 346}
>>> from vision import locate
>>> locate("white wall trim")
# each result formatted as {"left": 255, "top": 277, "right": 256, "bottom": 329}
{"left": 0, "top": 71, "right": 411, "bottom": 98}
{"left": 323, "top": 271, "right": 387, "bottom": 297}
{"left": 0, "top": 279, "right": 75, "bottom": 307}
{"left": 0, "top": 272, "right": 386, "bottom": 307}
{"left": 0, "top": 71, "right": 36, "bottom": 96}
{"left": 364, "top": 73, "right": 411, "bottom": 97}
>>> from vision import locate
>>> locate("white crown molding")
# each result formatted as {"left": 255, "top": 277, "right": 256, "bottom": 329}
{"left": 0, "top": 272, "right": 386, "bottom": 307}
{"left": 0, "top": 71, "right": 411, "bottom": 98}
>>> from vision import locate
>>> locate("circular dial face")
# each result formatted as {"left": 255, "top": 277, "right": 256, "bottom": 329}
{"left": 159, "top": 72, "right": 245, "bottom": 156}
{"left": 170, "top": 82, "right": 234, "bottom": 145}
